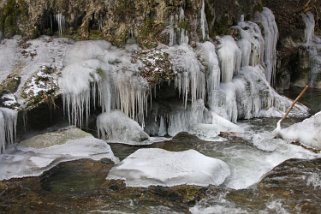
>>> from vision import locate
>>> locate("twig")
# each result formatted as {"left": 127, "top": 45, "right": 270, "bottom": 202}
{"left": 280, "top": 85, "right": 309, "bottom": 123}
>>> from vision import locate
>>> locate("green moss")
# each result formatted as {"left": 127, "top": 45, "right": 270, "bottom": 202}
{"left": 96, "top": 68, "right": 106, "bottom": 79}
{"left": 178, "top": 20, "right": 189, "bottom": 30}
{"left": 0, "top": 0, "right": 28, "bottom": 37}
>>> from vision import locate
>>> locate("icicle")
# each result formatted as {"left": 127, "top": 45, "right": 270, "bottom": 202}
{"left": 167, "top": 44, "right": 206, "bottom": 107}
{"left": 55, "top": 13, "right": 65, "bottom": 36}
{"left": 236, "top": 20, "right": 265, "bottom": 67}
{"left": 200, "top": 0, "right": 208, "bottom": 40}
{"left": 302, "top": 12, "right": 315, "bottom": 46}
{"left": 59, "top": 62, "right": 102, "bottom": 127}
{"left": 196, "top": 42, "right": 221, "bottom": 92}
{"left": 0, "top": 108, "right": 17, "bottom": 153}
{"left": 168, "top": 15, "right": 176, "bottom": 46}
{"left": 167, "top": 100, "right": 206, "bottom": 136}
{"left": 158, "top": 116, "right": 167, "bottom": 136}
{"left": 255, "top": 7, "right": 279, "bottom": 85}
{"left": 216, "top": 36, "right": 241, "bottom": 83}
{"left": 179, "top": 7, "right": 189, "bottom": 45}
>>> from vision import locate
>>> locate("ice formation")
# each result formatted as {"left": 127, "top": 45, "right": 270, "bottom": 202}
{"left": 59, "top": 41, "right": 149, "bottom": 127}
{"left": 0, "top": 127, "right": 118, "bottom": 180}
{"left": 97, "top": 110, "right": 150, "bottom": 145}
{"left": 235, "top": 20, "right": 264, "bottom": 67}
{"left": 107, "top": 148, "right": 230, "bottom": 187}
{"left": 256, "top": 7, "right": 279, "bottom": 85}
{"left": 277, "top": 112, "right": 321, "bottom": 149}
{"left": 0, "top": 108, "right": 17, "bottom": 153}
{"left": 167, "top": 7, "right": 189, "bottom": 46}
{"left": 301, "top": 12, "right": 321, "bottom": 88}
{"left": 216, "top": 36, "right": 242, "bottom": 83}
{"left": 200, "top": 0, "right": 208, "bottom": 41}
{"left": 55, "top": 13, "right": 65, "bottom": 36}
{"left": 302, "top": 12, "right": 315, "bottom": 45}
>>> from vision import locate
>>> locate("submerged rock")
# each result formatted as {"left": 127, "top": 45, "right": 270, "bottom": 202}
{"left": 107, "top": 148, "right": 230, "bottom": 187}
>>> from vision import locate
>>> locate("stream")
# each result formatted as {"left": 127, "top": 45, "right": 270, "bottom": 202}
{"left": 0, "top": 88, "right": 321, "bottom": 213}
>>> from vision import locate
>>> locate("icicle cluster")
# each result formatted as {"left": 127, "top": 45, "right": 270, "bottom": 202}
{"left": 59, "top": 41, "right": 149, "bottom": 127}
{"left": 0, "top": 108, "right": 17, "bottom": 153}
{"left": 235, "top": 20, "right": 264, "bottom": 67}
{"left": 167, "top": 8, "right": 189, "bottom": 46}
{"left": 55, "top": 13, "right": 65, "bottom": 36}
{"left": 166, "top": 0, "right": 208, "bottom": 46}
{"left": 166, "top": 44, "right": 206, "bottom": 107}
{"left": 255, "top": 7, "right": 279, "bottom": 85}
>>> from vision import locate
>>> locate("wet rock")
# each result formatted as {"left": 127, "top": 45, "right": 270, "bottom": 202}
{"left": 226, "top": 158, "right": 321, "bottom": 213}
{"left": 0, "top": 158, "right": 208, "bottom": 213}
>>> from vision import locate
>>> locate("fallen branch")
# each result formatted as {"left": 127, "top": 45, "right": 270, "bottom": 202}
{"left": 280, "top": 85, "right": 309, "bottom": 123}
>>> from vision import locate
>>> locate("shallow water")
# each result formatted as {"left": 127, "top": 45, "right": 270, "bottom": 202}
{"left": 1, "top": 88, "right": 321, "bottom": 213}
{"left": 282, "top": 86, "right": 321, "bottom": 114}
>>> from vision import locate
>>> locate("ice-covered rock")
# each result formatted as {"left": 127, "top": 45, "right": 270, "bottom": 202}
{"left": 0, "top": 127, "right": 118, "bottom": 180}
{"left": 277, "top": 112, "right": 321, "bottom": 149}
{"left": 107, "top": 148, "right": 230, "bottom": 187}
{"left": 97, "top": 110, "right": 150, "bottom": 145}
{"left": 59, "top": 41, "right": 149, "bottom": 127}
{"left": 190, "top": 112, "right": 242, "bottom": 141}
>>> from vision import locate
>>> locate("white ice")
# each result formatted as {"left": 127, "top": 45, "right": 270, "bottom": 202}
{"left": 107, "top": 148, "right": 230, "bottom": 187}
{"left": 216, "top": 36, "right": 242, "bottom": 83}
{"left": 59, "top": 40, "right": 149, "bottom": 127}
{"left": 97, "top": 110, "right": 151, "bottom": 145}
{"left": 0, "top": 127, "right": 118, "bottom": 180}
{"left": 277, "top": 111, "right": 321, "bottom": 149}
{"left": 255, "top": 7, "right": 279, "bottom": 85}
{"left": 0, "top": 107, "right": 17, "bottom": 153}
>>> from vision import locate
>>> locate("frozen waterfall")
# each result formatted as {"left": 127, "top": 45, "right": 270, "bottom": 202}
{"left": 56, "top": 8, "right": 308, "bottom": 141}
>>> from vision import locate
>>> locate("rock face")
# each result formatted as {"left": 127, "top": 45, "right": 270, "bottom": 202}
{"left": 0, "top": 0, "right": 207, "bottom": 48}
{"left": 1, "top": 0, "right": 321, "bottom": 90}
